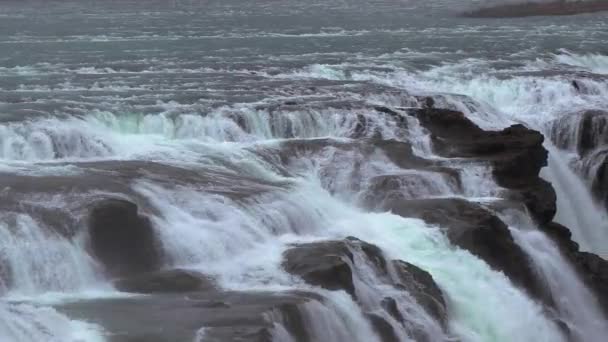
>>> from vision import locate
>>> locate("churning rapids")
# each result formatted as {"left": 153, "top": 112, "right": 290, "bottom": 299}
{"left": 1, "top": 1, "right": 608, "bottom": 341}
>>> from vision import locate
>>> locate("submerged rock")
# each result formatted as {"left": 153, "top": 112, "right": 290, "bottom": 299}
{"left": 88, "top": 198, "right": 162, "bottom": 278}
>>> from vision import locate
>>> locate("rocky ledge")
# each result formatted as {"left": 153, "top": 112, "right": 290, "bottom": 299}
{"left": 405, "top": 105, "right": 608, "bottom": 314}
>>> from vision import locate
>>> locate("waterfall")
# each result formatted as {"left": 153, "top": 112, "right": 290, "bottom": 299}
{"left": 507, "top": 212, "right": 608, "bottom": 341}
{"left": 541, "top": 144, "right": 608, "bottom": 255}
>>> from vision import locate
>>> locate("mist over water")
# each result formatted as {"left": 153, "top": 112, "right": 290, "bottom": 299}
{"left": 1, "top": 0, "right": 607, "bottom": 341}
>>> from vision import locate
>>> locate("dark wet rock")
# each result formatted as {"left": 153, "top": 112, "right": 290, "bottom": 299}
{"left": 390, "top": 260, "right": 447, "bottom": 326}
{"left": 282, "top": 237, "right": 448, "bottom": 329}
{"left": 56, "top": 291, "right": 320, "bottom": 342}
{"left": 282, "top": 239, "right": 358, "bottom": 297}
{"left": 114, "top": 269, "right": 216, "bottom": 294}
{"left": 508, "top": 178, "right": 557, "bottom": 225}
{"left": 540, "top": 222, "right": 580, "bottom": 257}
{"left": 366, "top": 313, "right": 400, "bottom": 342}
{"left": 408, "top": 108, "right": 552, "bottom": 222}
{"left": 386, "top": 197, "right": 548, "bottom": 304}
{"left": 408, "top": 109, "right": 546, "bottom": 177}
{"left": 88, "top": 198, "right": 162, "bottom": 278}
{"left": 464, "top": 1, "right": 608, "bottom": 18}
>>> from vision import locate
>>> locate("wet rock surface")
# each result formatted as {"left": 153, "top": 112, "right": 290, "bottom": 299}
{"left": 88, "top": 198, "right": 162, "bottom": 278}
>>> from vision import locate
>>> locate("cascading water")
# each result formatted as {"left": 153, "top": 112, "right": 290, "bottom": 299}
{"left": 541, "top": 144, "right": 608, "bottom": 255}
{"left": 507, "top": 213, "right": 608, "bottom": 342}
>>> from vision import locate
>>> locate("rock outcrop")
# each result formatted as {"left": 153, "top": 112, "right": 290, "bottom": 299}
{"left": 88, "top": 198, "right": 162, "bottom": 278}
{"left": 404, "top": 106, "right": 608, "bottom": 313}
{"left": 407, "top": 107, "right": 553, "bottom": 223}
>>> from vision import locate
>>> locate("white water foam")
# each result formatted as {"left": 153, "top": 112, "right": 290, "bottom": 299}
{"left": 0, "top": 302, "right": 107, "bottom": 342}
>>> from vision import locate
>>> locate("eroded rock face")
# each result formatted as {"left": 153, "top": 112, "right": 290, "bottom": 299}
{"left": 114, "top": 269, "right": 216, "bottom": 294}
{"left": 282, "top": 237, "right": 448, "bottom": 331}
{"left": 88, "top": 198, "right": 162, "bottom": 278}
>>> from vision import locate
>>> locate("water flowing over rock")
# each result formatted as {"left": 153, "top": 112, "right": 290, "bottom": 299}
{"left": 383, "top": 197, "right": 548, "bottom": 304}
{"left": 282, "top": 237, "right": 448, "bottom": 335}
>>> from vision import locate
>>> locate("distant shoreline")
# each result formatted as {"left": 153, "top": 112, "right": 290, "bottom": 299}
{"left": 464, "top": 1, "right": 608, "bottom": 18}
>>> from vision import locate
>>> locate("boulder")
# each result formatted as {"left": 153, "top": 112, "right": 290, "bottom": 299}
{"left": 509, "top": 178, "right": 557, "bottom": 224}
{"left": 390, "top": 260, "right": 447, "bottom": 326}
{"left": 282, "top": 238, "right": 363, "bottom": 297}
{"left": 386, "top": 197, "right": 548, "bottom": 304}
{"left": 114, "top": 269, "right": 216, "bottom": 294}
{"left": 88, "top": 198, "right": 162, "bottom": 278}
